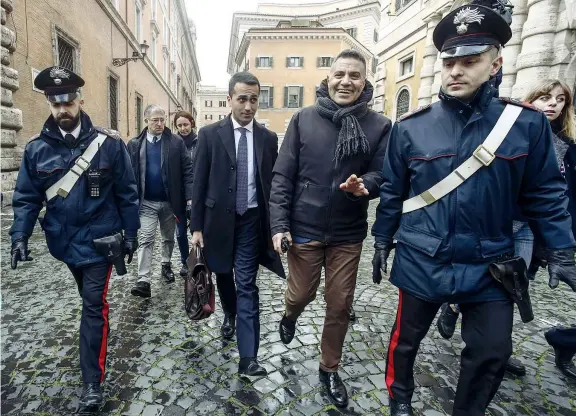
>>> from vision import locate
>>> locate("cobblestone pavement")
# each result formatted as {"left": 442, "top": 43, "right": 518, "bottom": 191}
{"left": 2, "top": 204, "right": 576, "bottom": 416}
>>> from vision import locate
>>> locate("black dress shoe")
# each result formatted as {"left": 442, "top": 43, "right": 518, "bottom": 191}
{"left": 161, "top": 263, "right": 175, "bottom": 283}
{"left": 319, "top": 369, "right": 348, "bottom": 408}
{"left": 238, "top": 358, "right": 267, "bottom": 377}
{"left": 437, "top": 303, "right": 459, "bottom": 339}
{"left": 179, "top": 264, "right": 188, "bottom": 277}
{"left": 389, "top": 398, "right": 413, "bottom": 416}
{"left": 505, "top": 357, "right": 526, "bottom": 376}
{"left": 131, "top": 281, "right": 151, "bottom": 298}
{"left": 221, "top": 315, "right": 236, "bottom": 340}
{"left": 279, "top": 315, "right": 296, "bottom": 344}
{"left": 349, "top": 307, "right": 356, "bottom": 322}
{"left": 553, "top": 346, "right": 576, "bottom": 380}
{"left": 78, "top": 383, "right": 103, "bottom": 414}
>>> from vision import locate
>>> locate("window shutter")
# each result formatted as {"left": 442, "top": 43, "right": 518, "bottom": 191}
{"left": 286, "top": 57, "right": 289, "bottom": 67}
{"left": 299, "top": 86, "right": 304, "bottom": 107}
{"left": 255, "top": 57, "right": 259, "bottom": 68}
{"left": 300, "top": 56, "right": 304, "bottom": 67}
{"left": 269, "top": 86, "right": 274, "bottom": 108}
{"left": 284, "top": 86, "right": 288, "bottom": 107}
{"left": 316, "top": 57, "right": 321, "bottom": 68}
{"left": 270, "top": 56, "right": 274, "bottom": 68}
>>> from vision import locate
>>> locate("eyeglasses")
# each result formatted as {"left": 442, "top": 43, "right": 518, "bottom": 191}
{"left": 149, "top": 118, "right": 165, "bottom": 124}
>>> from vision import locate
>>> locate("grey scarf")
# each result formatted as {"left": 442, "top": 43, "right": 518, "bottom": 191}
{"left": 314, "top": 80, "right": 373, "bottom": 162}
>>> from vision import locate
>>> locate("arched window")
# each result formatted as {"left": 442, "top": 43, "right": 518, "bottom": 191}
{"left": 396, "top": 89, "right": 410, "bottom": 119}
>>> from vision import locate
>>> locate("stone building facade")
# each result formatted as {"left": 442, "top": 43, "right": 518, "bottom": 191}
{"left": 375, "top": 0, "right": 576, "bottom": 120}
{"left": 1, "top": 0, "right": 201, "bottom": 205}
{"left": 195, "top": 85, "right": 230, "bottom": 129}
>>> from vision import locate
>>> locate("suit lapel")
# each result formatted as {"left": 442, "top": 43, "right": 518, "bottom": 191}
{"left": 218, "top": 117, "right": 236, "bottom": 164}
{"left": 253, "top": 121, "right": 264, "bottom": 175}
{"left": 161, "top": 131, "right": 169, "bottom": 168}
{"left": 139, "top": 136, "right": 146, "bottom": 193}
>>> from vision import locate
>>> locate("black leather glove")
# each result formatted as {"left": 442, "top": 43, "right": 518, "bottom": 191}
{"left": 545, "top": 248, "right": 576, "bottom": 291}
{"left": 124, "top": 237, "right": 138, "bottom": 264}
{"left": 10, "top": 237, "right": 33, "bottom": 269}
{"left": 372, "top": 241, "right": 393, "bottom": 284}
{"left": 527, "top": 246, "right": 547, "bottom": 281}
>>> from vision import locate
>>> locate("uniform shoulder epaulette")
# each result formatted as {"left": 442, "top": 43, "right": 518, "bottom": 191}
{"left": 397, "top": 104, "right": 432, "bottom": 122}
{"left": 499, "top": 97, "right": 540, "bottom": 111}
{"left": 29, "top": 133, "right": 41, "bottom": 142}
{"left": 95, "top": 126, "right": 122, "bottom": 140}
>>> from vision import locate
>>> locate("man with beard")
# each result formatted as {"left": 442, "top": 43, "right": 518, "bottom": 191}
{"left": 269, "top": 49, "right": 391, "bottom": 408}
{"left": 10, "top": 66, "right": 140, "bottom": 413}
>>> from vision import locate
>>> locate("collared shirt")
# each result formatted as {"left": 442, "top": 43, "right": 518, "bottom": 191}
{"left": 231, "top": 116, "right": 257, "bottom": 208}
{"left": 146, "top": 131, "right": 162, "bottom": 143}
{"left": 59, "top": 121, "right": 81, "bottom": 140}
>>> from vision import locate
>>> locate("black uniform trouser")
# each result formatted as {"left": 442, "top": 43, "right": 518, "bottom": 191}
{"left": 68, "top": 262, "right": 113, "bottom": 384}
{"left": 386, "top": 290, "right": 513, "bottom": 416}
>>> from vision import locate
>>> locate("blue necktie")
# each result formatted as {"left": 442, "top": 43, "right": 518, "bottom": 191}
{"left": 236, "top": 127, "right": 248, "bottom": 215}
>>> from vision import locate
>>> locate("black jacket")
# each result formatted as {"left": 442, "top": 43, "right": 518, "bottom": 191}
{"left": 127, "top": 127, "right": 194, "bottom": 221}
{"left": 179, "top": 131, "right": 198, "bottom": 183}
{"left": 270, "top": 106, "right": 391, "bottom": 244}
{"left": 191, "top": 116, "right": 285, "bottom": 278}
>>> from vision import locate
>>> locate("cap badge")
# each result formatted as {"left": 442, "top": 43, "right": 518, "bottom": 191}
{"left": 453, "top": 7, "right": 485, "bottom": 35}
{"left": 49, "top": 67, "right": 70, "bottom": 86}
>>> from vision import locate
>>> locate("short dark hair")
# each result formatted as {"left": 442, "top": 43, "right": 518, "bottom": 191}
{"left": 173, "top": 110, "right": 195, "bottom": 128}
{"left": 228, "top": 72, "right": 260, "bottom": 96}
{"left": 333, "top": 49, "right": 367, "bottom": 72}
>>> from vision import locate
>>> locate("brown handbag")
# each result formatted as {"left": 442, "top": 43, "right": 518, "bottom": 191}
{"left": 184, "top": 245, "right": 215, "bottom": 320}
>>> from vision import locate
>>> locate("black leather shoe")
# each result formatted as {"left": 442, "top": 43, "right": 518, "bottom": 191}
{"left": 78, "top": 382, "right": 103, "bottom": 414}
{"left": 279, "top": 315, "right": 296, "bottom": 344}
{"left": 505, "top": 357, "right": 526, "bottom": 376}
{"left": 221, "top": 315, "right": 236, "bottom": 340}
{"left": 131, "top": 281, "right": 151, "bottom": 298}
{"left": 389, "top": 398, "right": 413, "bottom": 416}
{"left": 319, "top": 369, "right": 348, "bottom": 408}
{"left": 179, "top": 264, "right": 188, "bottom": 277}
{"left": 553, "top": 346, "right": 576, "bottom": 380}
{"left": 349, "top": 307, "right": 356, "bottom": 322}
{"left": 437, "top": 304, "right": 459, "bottom": 339}
{"left": 238, "top": 358, "right": 267, "bottom": 377}
{"left": 161, "top": 263, "right": 175, "bottom": 283}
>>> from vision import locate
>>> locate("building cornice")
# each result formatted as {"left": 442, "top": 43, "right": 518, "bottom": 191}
{"left": 95, "top": 0, "right": 179, "bottom": 104}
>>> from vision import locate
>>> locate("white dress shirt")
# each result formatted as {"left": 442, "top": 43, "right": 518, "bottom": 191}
{"left": 59, "top": 122, "right": 82, "bottom": 140}
{"left": 146, "top": 132, "right": 161, "bottom": 143}
{"left": 231, "top": 116, "right": 257, "bottom": 208}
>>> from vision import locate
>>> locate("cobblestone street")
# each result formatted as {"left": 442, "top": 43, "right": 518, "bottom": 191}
{"left": 1, "top": 204, "right": 576, "bottom": 416}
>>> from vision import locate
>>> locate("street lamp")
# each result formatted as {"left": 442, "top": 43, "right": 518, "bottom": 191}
{"left": 112, "top": 41, "right": 150, "bottom": 67}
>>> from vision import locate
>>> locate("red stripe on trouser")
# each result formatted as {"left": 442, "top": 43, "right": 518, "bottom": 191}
{"left": 98, "top": 265, "right": 112, "bottom": 383}
{"left": 386, "top": 290, "right": 403, "bottom": 398}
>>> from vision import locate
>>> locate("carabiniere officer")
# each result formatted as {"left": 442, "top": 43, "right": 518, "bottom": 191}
{"left": 9, "top": 66, "right": 140, "bottom": 413}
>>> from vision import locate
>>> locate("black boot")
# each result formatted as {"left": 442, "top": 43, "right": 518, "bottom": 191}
{"left": 130, "top": 281, "right": 151, "bottom": 298}
{"left": 179, "top": 263, "right": 188, "bottom": 277}
{"left": 389, "top": 398, "right": 413, "bottom": 416}
{"left": 505, "top": 357, "right": 526, "bottom": 376}
{"left": 436, "top": 303, "right": 459, "bottom": 339}
{"left": 553, "top": 347, "right": 576, "bottom": 380}
{"left": 319, "top": 369, "right": 348, "bottom": 408}
{"left": 220, "top": 314, "right": 236, "bottom": 340}
{"left": 279, "top": 315, "right": 296, "bottom": 344}
{"left": 238, "top": 358, "right": 267, "bottom": 377}
{"left": 161, "top": 263, "right": 175, "bottom": 283}
{"left": 349, "top": 306, "right": 356, "bottom": 322}
{"left": 78, "top": 383, "right": 103, "bottom": 414}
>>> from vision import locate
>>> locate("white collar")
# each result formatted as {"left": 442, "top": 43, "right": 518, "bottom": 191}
{"left": 147, "top": 131, "right": 161, "bottom": 143}
{"left": 231, "top": 116, "right": 254, "bottom": 133}
{"left": 59, "top": 121, "right": 81, "bottom": 140}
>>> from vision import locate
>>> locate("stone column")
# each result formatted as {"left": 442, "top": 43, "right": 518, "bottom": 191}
{"left": 430, "top": 6, "right": 452, "bottom": 103}
{"left": 418, "top": 13, "right": 442, "bottom": 106}
{"left": 499, "top": 0, "right": 529, "bottom": 97}
{"left": 511, "top": 0, "right": 560, "bottom": 99}
{"left": 1, "top": 0, "right": 22, "bottom": 207}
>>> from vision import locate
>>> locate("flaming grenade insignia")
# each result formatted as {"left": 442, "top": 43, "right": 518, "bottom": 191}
{"left": 453, "top": 7, "right": 485, "bottom": 35}
{"left": 49, "top": 67, "right": 70, "bottom": 86}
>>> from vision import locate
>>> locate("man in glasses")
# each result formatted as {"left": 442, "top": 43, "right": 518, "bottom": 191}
{"left": 127, "top": 104, "right": 194, "bottom": 298}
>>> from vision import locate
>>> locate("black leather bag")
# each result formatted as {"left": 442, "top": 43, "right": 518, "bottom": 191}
{"left": 488, "top": 256, "right": 534, "bottom": 323}
{"left": 184, "top": 245, "right": 215, "bottom": 321}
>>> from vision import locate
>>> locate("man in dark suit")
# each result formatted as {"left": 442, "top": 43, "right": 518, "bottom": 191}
{"left": 127, "top": 104, "right": 194, "bottom": 298}
{"left": 191, "top": 72, "right": 285, "bottom": 377}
